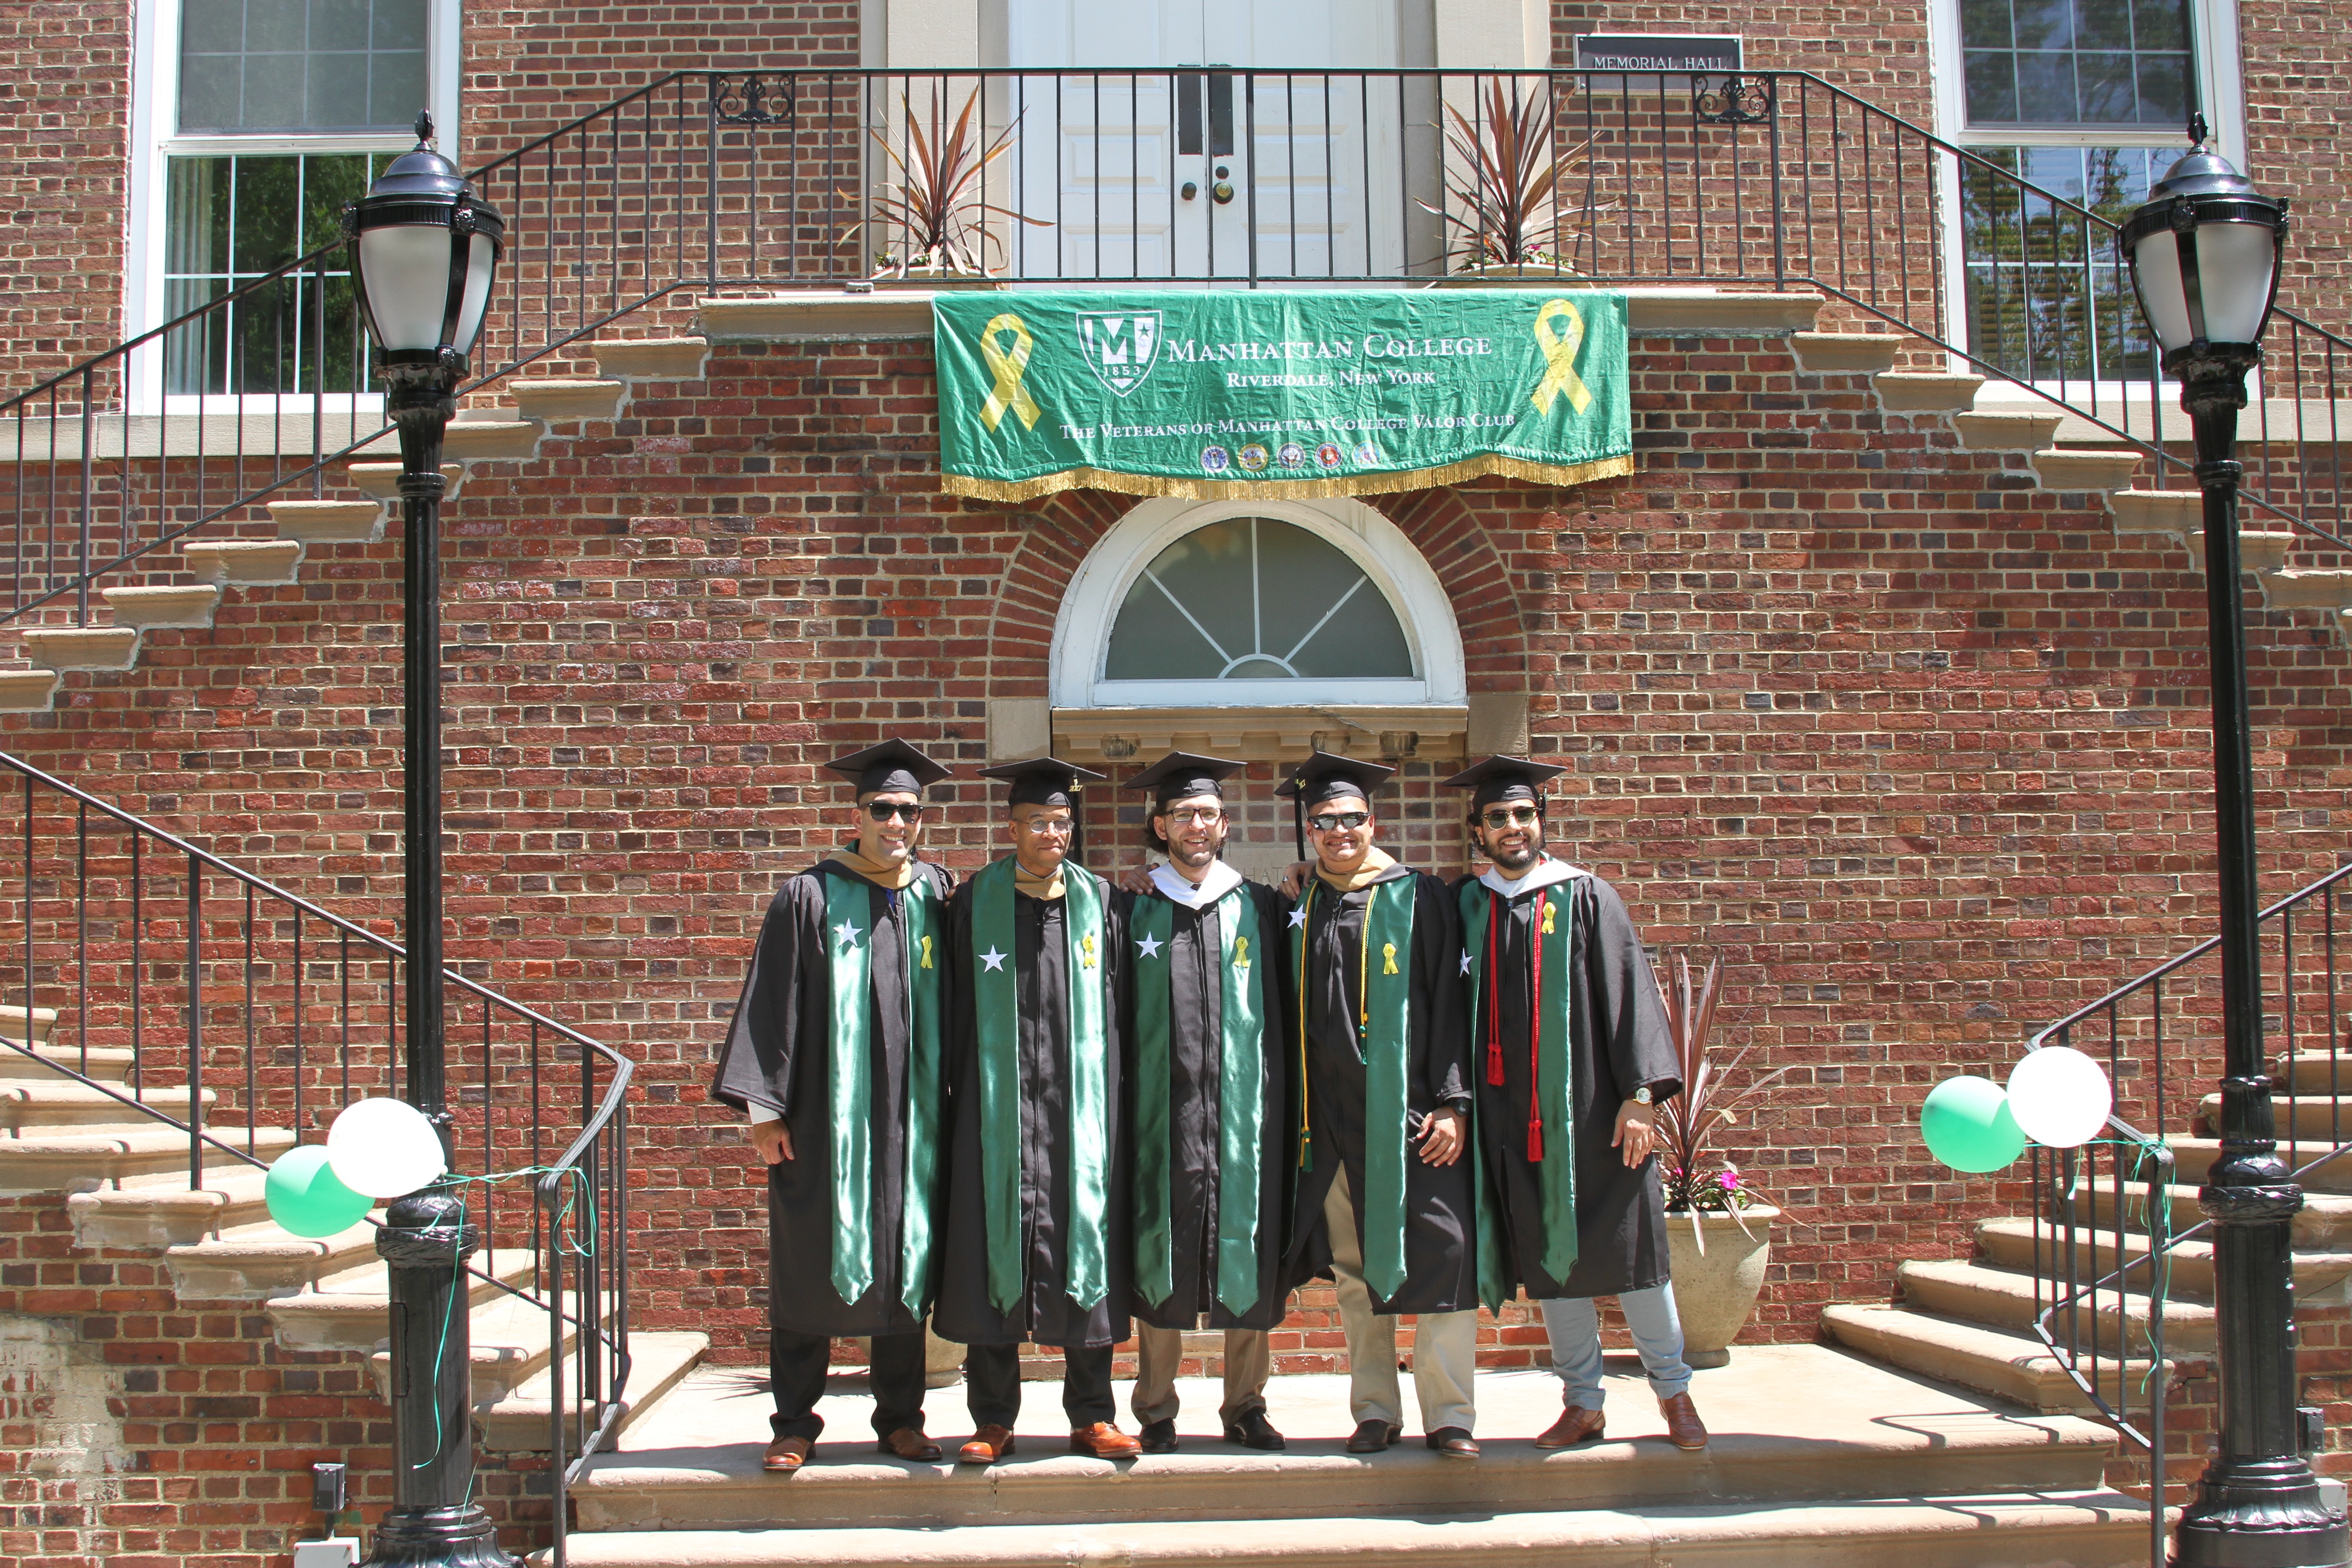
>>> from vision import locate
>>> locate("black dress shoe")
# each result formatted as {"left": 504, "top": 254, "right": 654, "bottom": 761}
{"left": 1345, "top": 1419, "right": 1403, "bottom": 1454}
{"left": 1138, "top": 1418, "right": 1179, "bottom": 1454}
{"left": 1222, "top": 1409, "right": 1287, "bottom": 1451}
{"left": 1426, "top": 1426, "right": 1480, "bottom": 1460}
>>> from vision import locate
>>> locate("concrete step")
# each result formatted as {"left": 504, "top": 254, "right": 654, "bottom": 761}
{"left": 269, "top": 498, "right": 386, "bottom": 544}
{"left": 1819, "top": 1304, "right": 2156, "bottom": 1415}
{"left": 544, "top": 1493, "right": 2153, "bottom": 1568}
{"left": 182, "top": 539, "right": 304, "bottom": 586}
{"left": 481, "top": 1329, "right": 709, "bottom": 1452}
{"left": 65, "top": 1161, "right": 275, "bottom": 1248}
{"left": 2196, "top": 1092, "right": 2352, "bottom": 1144}
{"left": 2032, "top": 448, "right": 2141, "bottom": 492}
{"left": 163, "top": 1213, "right": 381, "bottom": 1299}
{"left": 265, "top": 1246, "right": 539, "bottom": 1352}
{"left": 1873, "top": 372, "right": 1984, "bottom": 411}
{"left": 1974, "top": 1216, "right": 2352, "bottom": 1307}
{"left": 0, "top": 1006, "right": 60, "bottom": 1046}
{"left": 595, "top": 337, "right": 709, "bottom": 380}
{"left": 0, "top": 1078, "right": 215, "bottom": 1129}
{"left": 1790, "top": 333, "right": 1904, "bottom": 373}
{"left": 574, "top": 1351, "right": 2120, "bottom": 1534}
{"left": 2108, "top": 489, "right": 2200, "bottom": 534}
{"left": 101, "top": 584, "right": 221, "bottom": 630}
{"left": 357, "top": 417, "right": 542, "bottom": 462}
{"left": 0, "top": 671, "right": 59, "bottom": 711}
{"left": 0, "top": 1122, "right": 297, "bottom": 1196}
{"left": 512, "top": 378, "right": 626, "bottom": 421}
{"left": 346, "top": 461, "right": 461, "bottom": 500}
{"left": 1954, "top": 410, "right": 2066, "bottom": 451}
{"left": 18, "top": 627, "right": 140, "bottom": 671}
{"left": 1898, "top": 1257, "right": 2213, "bottom": 1353}
{"left": 2278, "top": 1051, "right": 2352, "bottom": 1095}
{"left": 0, "top": 1041, "right": 133, "bottom": 1083}
{"left": 2260, "top": 568, "right": 2352, "bottom": 612}
{"left": 2168, "top": 1135, "right": 2352, "bottom": 1192}
{"left": 2068, "top": 1179, "right": 2352, "bottom": 1250}
{"left": 368, "top": 1287, "right": 588, "bottom": 1406}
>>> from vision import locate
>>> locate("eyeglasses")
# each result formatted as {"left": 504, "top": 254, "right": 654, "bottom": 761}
{"left": 1160, "top": 807, "right": 1225, "bottom": 825}
{"left": 1480, "top": 806, "right": 1542, "bottom": 829}
{"left": 1014, "top": 815, "right": 1074, "bottom": 836}
{"left": 865, "top": 801, "right": 928, "bottom": 822}
{"left": 1308, "top": 811, "right": 1371, "bottom": 833}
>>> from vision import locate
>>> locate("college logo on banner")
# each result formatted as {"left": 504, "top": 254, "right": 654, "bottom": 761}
{"left": 1074, "top": 311, "right": 1162, "bottom": 397}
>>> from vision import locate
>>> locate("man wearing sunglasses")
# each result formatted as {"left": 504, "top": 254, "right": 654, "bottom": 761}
{"left": 934, "top": 756, "right": 1144, "bottom": 1463}
{"left": 1117, "top": 752, "right": 1294, "bottom": 1455}
{"left": 1445, "top": 756, "right": 1703, "bottom": 1454}
{"left": 710, "top": 739, "right": 956, "bottom": 1474}
{"left": 1277, "top": 751, "right": 1481, "bottom": 1460}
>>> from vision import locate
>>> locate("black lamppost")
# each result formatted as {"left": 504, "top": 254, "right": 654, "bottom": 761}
{"left": 344, "top": 112, "right": 513, "bottom": 1568}
{"left": 2122, "top": 119, "right": 2348, "bottom": 1568}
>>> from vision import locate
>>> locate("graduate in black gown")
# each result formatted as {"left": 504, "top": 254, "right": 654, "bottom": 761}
{"left": 934, "top": 757, "right": 1142, "bottom": 1462}
{"left": 1119, "top": 752, "right": 1294, "bottom": 1455}
{"left": 709, "top": 739, "right": 956, "bottom": 1472}
{"left": 1278, "top": 751, "right": 1482, "bottom": 1460}
{"left": 1443, "top": 756, "right": 1703, "bottom": 1453}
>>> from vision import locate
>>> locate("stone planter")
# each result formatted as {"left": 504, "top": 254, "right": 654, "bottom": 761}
{"left": 925, "top": 1320, "right": 966, "bottom": 1388}
{"left": 1433, "top": 261, "right": 1582, "bottom": 286}
{"left": 870, "top": 271, "right": 1007, "bottom": 290}
{"left": 1663, "top": 1204, "right": 1776, "bottom": 1369}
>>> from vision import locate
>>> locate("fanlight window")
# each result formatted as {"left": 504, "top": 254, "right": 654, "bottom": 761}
{"left": 1103, "top": 517, "right": 1415, "bottom": 682}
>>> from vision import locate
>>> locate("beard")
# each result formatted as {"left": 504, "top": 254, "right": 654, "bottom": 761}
{"left": 1484, "top": 834, "right": 1544, "bottom": 874}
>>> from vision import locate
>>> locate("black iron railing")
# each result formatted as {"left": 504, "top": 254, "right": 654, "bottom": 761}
{"left": 2021, "top": 858, "right": 2352, "bottom": 1561}
{"left": 0, "top": 749, "right": 633, "bottom": 1544}
{"left": 3, "top": 67, "right": 2349, "bottom": 646}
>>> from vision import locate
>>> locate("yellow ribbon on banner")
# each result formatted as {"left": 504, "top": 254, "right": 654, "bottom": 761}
{"left": 978, "top": 313, "right": 1044, "bottom": 433}
{"left": 1529, "top": 298, "right": 1595, "bottom": 418}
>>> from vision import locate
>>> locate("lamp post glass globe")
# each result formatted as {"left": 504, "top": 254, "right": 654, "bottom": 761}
{"left": 2118, "top": 115, "right": 2286, "bottom": 370}
{"left": 344, "top": 110, "right": 504, "bottom": 371}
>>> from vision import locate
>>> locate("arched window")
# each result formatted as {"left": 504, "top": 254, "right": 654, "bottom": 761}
{"left": 1051, "top": 497, "right": 1464, "bottom": 708}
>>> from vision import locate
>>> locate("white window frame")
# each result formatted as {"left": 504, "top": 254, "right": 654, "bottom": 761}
{"left": 122, "top": 0, "right": 462, "bottom": 415}
{"left": 1928, "top": 0, "right": 2246, "bottom": 393}
{"left": 1050, "top": 495, "right": 1467, "bottom": 709}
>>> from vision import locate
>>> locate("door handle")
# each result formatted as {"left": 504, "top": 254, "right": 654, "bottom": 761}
{"left": 1211, "top": 168, "right": 1235, "bottom": 205}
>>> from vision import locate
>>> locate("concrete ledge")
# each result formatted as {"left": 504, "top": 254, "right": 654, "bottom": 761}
{"left": 18, "top": 627, "right": 141, "bottom": 672}
{"left": 183, "top": 539, "right": 304, "bottom": 586}
{"left": 0, "top": 1041, "right": 131, "bottom": 1082}
{"left": 2260, "top": 568, "right": 2352, "bottom": 611}
{"left": 597, "top": 338, "right": 711, "bottom": 380}
{"left": 1873, "top": 372, "right": 1984, "bottom": 412}
{"left": 346, "top": 461, "right": 463, "bottom": 500}
{"left": 484, "top": 1331, "right": 709, "bottom": 1452}
{"left": 65, "top": 1165, "right": 273, "bottom": 1250}
{"left": 1790, "top": 332, "right": 1905, "bottom": 373}
{"left": 2031, "top": 449, "right": 2140, "bottom": 492}
{"left": 0, "top": 672, "right": 54, "bottom": 712}
{"left": 270, "top": 499, "right": 386, "bottom": 544}
{"left": 1051, "top": 706, "right": 1469, "bottom": 767}
{"left": 1953, "top": 410, "right": 2065, "bottom": 451}
{"left": 2108, "top": 489, "right": 2200, "bottom": 533}
{"left": 0, "top": 1122, "right": 294, "bottom": 1197}
{"left": 513, "top": 379, "right": 627, "bottom": 421}
{"left": 0, "top": 1006, "right": 59, "bottom": 1044}
{"left": 0, "top": 1080, "right": 213, "bottom": 1130}
{"left": 101, "top": 584, "right": 222, "bottom": 630}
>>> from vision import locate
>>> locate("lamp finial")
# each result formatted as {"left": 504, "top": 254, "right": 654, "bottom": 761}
{"left": 2188, "top": 111, "right": 2209, "bottom": 150}
{"left": 414, "top": 109, "right": 435, "bottom": 149}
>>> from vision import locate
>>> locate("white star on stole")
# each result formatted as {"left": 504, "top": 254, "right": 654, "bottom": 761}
{"left": 1135, "top": 934, "right": 1164, "bottom": 959}
{"left": 1287, "top": 908, "right": 1308, "bottom": 928}
{"left": 980, "top": 946, "right": 1008, "bottom": 972}
{"left": 834, "top": 921, "right": 863, "bottom": 947}
{"left": 1461, "top": 951, "right": 1474, "bottom": 975}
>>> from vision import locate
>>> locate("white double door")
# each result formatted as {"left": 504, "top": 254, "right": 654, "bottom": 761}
{"left": 1004, "top": 0, "right": 1403, "bottom": 281}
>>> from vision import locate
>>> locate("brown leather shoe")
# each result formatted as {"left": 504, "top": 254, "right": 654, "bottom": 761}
{"left": 1070, "top": 1421, "right": 1144, "bottom": 1458}
{"left": 1534, "top": 1405, "right": 1606, "bottom": 1449}
{"left": 1658, "top": 1392, "right": 1708, "bottom": 1451}
{"left": 876, "top": 1427, "right": 943, "bottom": 1462}
{"left": 1346, "top": 1418, "right": 1402, "bottom": 1454}
{"left": 762, "top": 1436, "right": 813, "bottom": 1473}
{"left": 959, "top": 1425, "right": 1017, "bottom": 1464}
{"left": 1426, "top": 1426, "right": 1480, "bottom": 1460}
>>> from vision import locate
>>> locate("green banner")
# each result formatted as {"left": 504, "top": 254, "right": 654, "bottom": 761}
{"left": 933, "top": 289, "right": 1632, "bottom": 502}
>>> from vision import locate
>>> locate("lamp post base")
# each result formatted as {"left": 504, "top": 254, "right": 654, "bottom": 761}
{"left": 362, "top": 1506, "right": 516, "bottom": 1568}
{"left": 2172, "top": 1456, "right": 2347, "bottom": 1568}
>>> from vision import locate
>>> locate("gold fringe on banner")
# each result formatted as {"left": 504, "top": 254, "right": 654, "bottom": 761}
{"left": 938, "top": 451, "right": 1635, "bottom": 504}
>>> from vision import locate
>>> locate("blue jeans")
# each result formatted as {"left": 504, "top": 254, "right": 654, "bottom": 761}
{"left": 1540, "top": 1285, "right": 1693, "bottom": 1408}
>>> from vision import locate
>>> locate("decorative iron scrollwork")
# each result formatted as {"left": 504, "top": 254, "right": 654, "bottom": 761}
{"left": 1693, "top": 74, "right": 1774, "bottom": 125}
{"left": 711, "top": 74, "right": 792, "bottom": 126}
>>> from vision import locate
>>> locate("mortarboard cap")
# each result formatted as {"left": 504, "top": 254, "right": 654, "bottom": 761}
{"left": 1274, "top": 749, "right": 1397, "bottom": 809}
{"left": 1125, "top": 751, "right": 1245, "bottom": 807}
{"left": 978, "top": 755, "right": 1109, "bottom": 809}
{"left": 1442, "top": 755, "right": 1568, "bottom": 812}
{"left": 824, "top": 739, "right": 952, "bottom": 799}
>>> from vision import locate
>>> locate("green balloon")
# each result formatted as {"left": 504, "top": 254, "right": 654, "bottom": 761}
{"left": 1921, "top": 1075, "right": 2028, "bottom": 1174}
{"left": 265, "top": 1144, "right": 374, "bottom": 1238}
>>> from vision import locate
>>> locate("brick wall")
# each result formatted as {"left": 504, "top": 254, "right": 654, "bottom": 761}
{"left": 0, "top": 1, "right": 131, "bottom": 389}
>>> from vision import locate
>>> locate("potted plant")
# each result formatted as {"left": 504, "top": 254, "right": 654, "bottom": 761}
{"left": 1419, "top": 78, "right": 1612, "bottom": 282}
{"left": 849, "top": 85, "right": 1051, "bottom": 286}
{"left": 1653, "top": 947, "right": 1789, "bottom": 1367}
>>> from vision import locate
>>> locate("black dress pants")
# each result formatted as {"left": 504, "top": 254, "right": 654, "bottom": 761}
{"left": 963, "top": 1341, "right": 1117, "bottom": 1429}
{"left": 770, "top": 1328, "right": 929, "bottom": 1441}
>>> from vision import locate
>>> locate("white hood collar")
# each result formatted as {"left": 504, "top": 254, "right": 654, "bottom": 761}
{"left": 1478, "top": 853, "right": 1587, "bottom": 899}
{"left": 1152, "top": 859, "right": 1246, "bottom": 908}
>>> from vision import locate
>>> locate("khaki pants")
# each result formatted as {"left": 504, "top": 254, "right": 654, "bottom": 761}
{"left": 1323, "top": 1165, "right": 1478, "bottom": 1433}
{"left": 1129, "top": 1323, "right": 1274, "bottom": 1426}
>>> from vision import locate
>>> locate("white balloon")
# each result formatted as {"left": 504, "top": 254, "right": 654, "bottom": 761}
{"left": 327, "top": 1097, "right": 449, "bottom": 1199}
{"left": 2005, "top": 1046, "right": 2114, "bottom": 1148}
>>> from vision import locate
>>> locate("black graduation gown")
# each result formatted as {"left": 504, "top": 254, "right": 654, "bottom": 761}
{"left": 1457, "top": 867, "right": 1683, "bottom": 1299}
{"left": 1121, "top": 877, "right": 1296, "bottom": 1333}
{"left": 707, "top": 858, "right": 954, "bottom": 1338}
{"left": 1282, "top": 863, "right": 1476, "bottom": 1316}
{"left": 934, "top": 867, "right": 1133, "bottom": 1349}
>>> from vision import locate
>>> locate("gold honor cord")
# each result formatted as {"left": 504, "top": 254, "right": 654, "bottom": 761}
{"left": 1530, "top": 299, "right": 1596, "bottom": 417}
{"left": 978, "top": 313, "right": 1044, "bottom": 432}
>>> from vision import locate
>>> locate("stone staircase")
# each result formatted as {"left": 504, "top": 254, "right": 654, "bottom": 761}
{"left": 0, "top": 337, "right": 709, "bottom": 712}
{"left": 0, "top": 1001, "right": 709, "bottom": 1452}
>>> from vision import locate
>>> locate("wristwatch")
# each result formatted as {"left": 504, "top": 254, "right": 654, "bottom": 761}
{"left": 1632, "top": 1085, "right": 1654, "bottom": 1106}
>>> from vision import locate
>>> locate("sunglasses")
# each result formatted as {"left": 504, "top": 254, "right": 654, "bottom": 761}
{"left": 1480, "top": 806, "right": 1542, "bottom": 828}
{"left": 864, "top": 801, "right": 929, "bottom": 822}
{"left": 1308, "top": 811, "right": 1371, "bottom": 833}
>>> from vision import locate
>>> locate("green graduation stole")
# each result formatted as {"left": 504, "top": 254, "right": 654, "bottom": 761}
{"left": 1292, "top": 873, "right": 1415, "bottom": 1302}
{"left": 970, "top": 858, "right": 1111, "bottom": 1316}
{"left": 1132, "top": 883, "right": 1268, "bottom": 1315}
{"left": 1460, "top": 875, "right": 1579, "bottom": 1305}
{"left": 822, "top": 868, "right": 943, "bottom": 1312}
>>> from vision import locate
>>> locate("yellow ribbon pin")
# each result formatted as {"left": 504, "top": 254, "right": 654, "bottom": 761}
{"left": 1382, "top": 941, "right": 1399, "bottom": 976}
{"left": 1082, "top": 932, "right": 1098, "bottom": 969}
{"left": 1234, "top": 936, "right": 1250, "bottom": 970}
{"left": 978, "top": 313, "right": 1044, "bottom": 433}
{"left": 921, "top": 935, "right": 934, "bottom": 970}
{"left": 1529, "top": 298, "right": 1595, "bottom": 418}
{"left": 1541, "top": 903, "right": 1556, "bottom": 936}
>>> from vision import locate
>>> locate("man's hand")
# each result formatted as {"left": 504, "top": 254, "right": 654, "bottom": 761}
{"left": 1278, "top": 859, "right": 1314, "bottom": 898}
{"left": 751, "top": 1120, "right": 794, "bottom": 1166}
{"left": 1417, "top": 1106, "right": 1467, "bottom": 1166}
{"left": 1117, "top": 862, "right": 1157, "bottom": 895}
{"left": 1612, "top": 1099, "right": 1659, "bottom": 1168}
